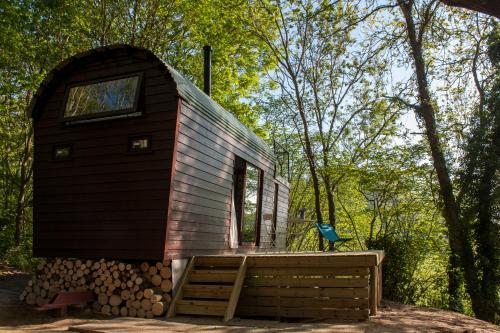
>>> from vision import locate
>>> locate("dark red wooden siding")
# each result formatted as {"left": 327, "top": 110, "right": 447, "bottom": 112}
{"left": 165, "top": 100, "right": 289, "bottom": 257}
{"left": 33, "top": 49, "right": 177, "bottom": 260}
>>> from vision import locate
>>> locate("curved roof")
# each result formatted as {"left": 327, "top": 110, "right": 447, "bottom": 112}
{"left": 28, "top": 44, "right": 275, "bottom": 160}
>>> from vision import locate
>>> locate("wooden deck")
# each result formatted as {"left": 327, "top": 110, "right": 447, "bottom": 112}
{"left": 170, "top": 251, "right": 384, "bottom": 321}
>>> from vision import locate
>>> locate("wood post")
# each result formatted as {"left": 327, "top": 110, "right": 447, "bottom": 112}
{"left": 378, "top": 263, "right": 382, "bottom": 306}
{"left": 369, "top": 265, "right": 378, "bottom": 316}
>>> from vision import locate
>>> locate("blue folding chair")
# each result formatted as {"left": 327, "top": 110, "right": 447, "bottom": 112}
{"left": 315, "top": 223, "right": 352, "bottom": 251}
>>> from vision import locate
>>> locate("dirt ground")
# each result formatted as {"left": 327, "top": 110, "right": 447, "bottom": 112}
{"left": 1, "top": 266, "right": 498, "bottom": 333}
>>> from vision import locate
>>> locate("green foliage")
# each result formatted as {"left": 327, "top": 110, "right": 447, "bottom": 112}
{"left": 457, "top": 22, "right": 500, "bottom": 322}
{"left": 368, "top": 236, "right": 426, "bottom": 304}
{"left": 0, "top": 0, "right": 82, "bottom": 269}
{"left": 4, "top": 242, "right": 40, "bottom": 272}
{"left": 69, "top": 0, "right": 274, "bottom": 135}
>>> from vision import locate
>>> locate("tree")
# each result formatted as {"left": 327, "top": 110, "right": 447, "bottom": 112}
{"left": 0, "top": 0, "right": 82, "bottom": 264}
{"left": 253, "top": 0, "right": 398, "bottom": 250}
{"left": 458, "top": 23, "right": 500, "bottom": 323}
{"left": 72, "top": 0, "right": 274, "bottom": 135}
{"left": 395, "top": 0, "right": 498, "bottom": 322}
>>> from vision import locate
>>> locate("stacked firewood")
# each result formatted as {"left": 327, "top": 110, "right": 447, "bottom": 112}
{"left": 20, "top": 258, "right": 172, "bottom": 318}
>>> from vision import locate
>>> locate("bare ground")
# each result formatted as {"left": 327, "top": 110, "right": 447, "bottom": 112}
{"left": 0, "top": 266, "right": 498, "bottom": 333}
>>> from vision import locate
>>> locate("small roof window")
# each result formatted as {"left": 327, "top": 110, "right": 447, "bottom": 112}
{"left": 63, "top": 74, "right": 141, "bottom": 121}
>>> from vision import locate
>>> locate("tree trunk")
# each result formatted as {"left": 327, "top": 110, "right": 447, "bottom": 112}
{"left": 324, "top": 175, "right": 336, "bottom": 251}
{"left": 13, "top": 128, "right": 32, "bottom": 247}
{"left": 13, "top": 188, "right": 25, "bottom": 246}
{"left": 447, "top": 251, "right": 463, "bottom": 312}
{"left": 290, "top": 76, "right": 325, "bottom": 251}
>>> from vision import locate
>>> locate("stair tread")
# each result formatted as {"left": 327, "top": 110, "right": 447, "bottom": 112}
{"left": 190, "top": 269, "right": 239, "bottom": 283}
{"left": 183, "top": 284, "right": 234, "bottom": 300}
{"left": 184, "top": 284, "right": 234, "bottom": 289}
{"left": 192, "top": 269, "right": 239, "bottom": 273}
{"left": 194, "top": 256, "right": 244, "bottom": 268}
{"left": 176, "top": 302, "right": 227, "bottom": 316}
{"left": 178, "top": 299, "right": 228, "bottom": 306}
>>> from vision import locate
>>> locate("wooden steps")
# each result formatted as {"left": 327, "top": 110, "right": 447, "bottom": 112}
{"left": 167, "top": 256, "right": 247, "bottom": 321}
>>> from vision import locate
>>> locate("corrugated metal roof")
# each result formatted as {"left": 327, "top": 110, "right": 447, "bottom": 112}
{"left": 29, "top": 44, "right": 275, "bottom": 161}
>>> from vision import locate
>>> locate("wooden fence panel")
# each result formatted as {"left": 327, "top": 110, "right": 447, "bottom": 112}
{"left": 236, "top": 255, "right": 374, "bottom": 320}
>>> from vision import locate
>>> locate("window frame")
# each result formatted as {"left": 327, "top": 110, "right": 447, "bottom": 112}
{"left": 61, "top": 73, "right": 143, "bottom": 123}
{"left": 233, "top": 157, "right": 263, "bottom": 247}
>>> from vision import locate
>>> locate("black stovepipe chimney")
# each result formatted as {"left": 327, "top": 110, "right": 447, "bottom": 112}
{"left": 203, "top": 45, "right": 212, "bottom": 96}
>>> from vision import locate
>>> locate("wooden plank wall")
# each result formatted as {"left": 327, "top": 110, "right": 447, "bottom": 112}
{"left": 236, "top": 256, "right": 370, "bottom": 319}
{"left": 167, "top": 101, "right": 288, "bottom": 256}
{"left": 33, "top": 50, "right": 177, "bottom": 259}
{"left": 259, "top": 180, "right": 288, "bottom": 250}
{"left": 274, "top": 183, "right": 289, "bottom": 249}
